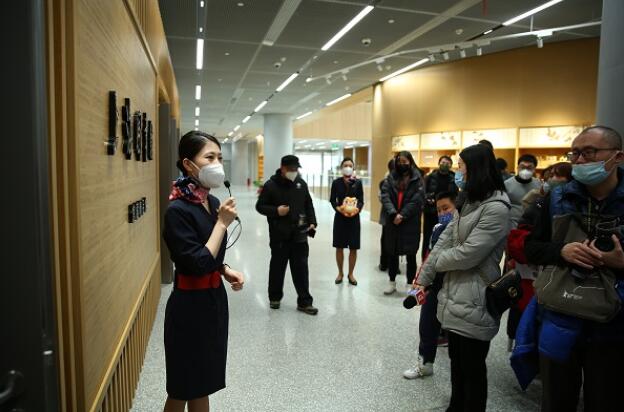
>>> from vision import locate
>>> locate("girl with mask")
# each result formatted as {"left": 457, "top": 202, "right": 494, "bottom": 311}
{"left": 162, "top": 131, "right": 244, "bottom": 412}
{"left": 380, "top": 151, "right": 425, "bottom": 295}
{"left": 330, "top": 158, "right": 364, "bottom": 285}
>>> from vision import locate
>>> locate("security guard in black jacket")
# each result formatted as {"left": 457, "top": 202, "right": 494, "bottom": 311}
{"left": 256, "top": 155, "right": 318, "bottom": 315}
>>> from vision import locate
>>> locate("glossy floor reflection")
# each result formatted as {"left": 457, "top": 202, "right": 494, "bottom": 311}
{"left": 131, "top": 186, "right": 541, "bottom": 412}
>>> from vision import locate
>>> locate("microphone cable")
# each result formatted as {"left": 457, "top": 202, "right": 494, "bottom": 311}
{"left": 223, "top": 180, "right": 242, "bottom": 249}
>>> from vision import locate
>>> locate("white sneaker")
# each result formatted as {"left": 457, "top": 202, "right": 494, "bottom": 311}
{"left": 383, "top": 281, "right": 396, "bottom": 295}
{"left": 403, "top": 359, "right": 433, "bottom": 379}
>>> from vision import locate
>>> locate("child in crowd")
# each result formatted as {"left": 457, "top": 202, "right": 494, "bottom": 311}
{"left": 404, "top": 191, "right": 456, "bottom": 379}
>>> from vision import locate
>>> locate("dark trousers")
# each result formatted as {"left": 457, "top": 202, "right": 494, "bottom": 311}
{"left": 388, "top": 253, "right": 416, "bottom": 284}
{"left": 539, "top": 340, "right": 624, "bottom": 412}
{"left": 269, "top": 241, "right": 313, "bottom": 307}
{"left": 447, "top": 332, "right": 490, "bottom": 412}
{"left": 506, "top": 304, "right": 522, "bottom": 340}
{"left": 418, "top": 273, "right": 444, "bottom": 363}
{"left": 379, "top": 226, "right": 388, "bottom": 269}
{"left": 422, "top": 212, "right": 437, "bottom": 260}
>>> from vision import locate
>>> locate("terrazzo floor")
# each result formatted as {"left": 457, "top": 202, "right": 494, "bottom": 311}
{"left": 131, "top": 185, "right": 542, "bottom": 412}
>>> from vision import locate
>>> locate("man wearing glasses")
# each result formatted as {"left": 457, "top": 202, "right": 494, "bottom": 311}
{"left": 523, "top": 126, "right": 624, "bottom": 412}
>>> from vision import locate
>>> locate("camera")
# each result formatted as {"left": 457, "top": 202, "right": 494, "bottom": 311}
{"left": 361, "top": 38, "right": 371, "bottom": 46}
{"left": 594, "top": 220, "right": 624, "bottom": 252}
{"left": 273, "top": 61, "right": 282, "bottom": 69}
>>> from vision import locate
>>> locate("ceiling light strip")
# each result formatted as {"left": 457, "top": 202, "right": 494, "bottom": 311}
{"left": 321, "top": 5, "right": 374, "bottom": 51}
{"left": 296, "top": 111, "right": 313, "bottom": 120}
{"left": 254, "top": 100, "right": 268, "bottom": 112}
{"left": 379, "top": 58, "right": 429, "bottom": 82}
{"left": 196, "top": 38, "right": 204, "bottom": 70}
{"left": 195, "top": 85, "right": 201, "bottom": 100}
{"left": 276, "top": 72, "right": 299, "bottom": 92}
{"left": 325, "top": 94, "right": 352, "bottom": 107}
{"left": 503, "top": 0, "right": 564, "bottom": 26}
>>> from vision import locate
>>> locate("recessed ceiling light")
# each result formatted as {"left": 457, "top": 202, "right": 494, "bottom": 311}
{"left": 199, "top": 27, "right": 203, "bottom": 33}
{"left": 388, "top": 19, "right": 395, "bottom": 24}
{"left": 200, "top": 1, "right": 204, "bottom": 7}
{"left": 455, "top": 28, "right": 464, "bottom": 35}
{"left": 225, "top": 52, "right": 230, "bottom": 56}
{"left": 334, "top": 60, "right": 339, "bottom": 64}
{"left": 237, "top": 2, "right": 244, "bottom": 6}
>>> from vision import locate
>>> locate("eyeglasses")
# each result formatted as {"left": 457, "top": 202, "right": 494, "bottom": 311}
{"left": 566, "top": 148, "right": 618, "bottom": 162}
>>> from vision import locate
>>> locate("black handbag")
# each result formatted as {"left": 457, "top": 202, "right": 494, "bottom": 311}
{"left": 484, "top": 269, "right": 523, "bottom": 318}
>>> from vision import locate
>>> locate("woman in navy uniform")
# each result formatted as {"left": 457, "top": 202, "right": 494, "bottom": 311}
{"left": 330, "top": 157, "right": 364, "bottom": 285}
{"left": 162, "top": 131, "right": 244, "bottom": 412}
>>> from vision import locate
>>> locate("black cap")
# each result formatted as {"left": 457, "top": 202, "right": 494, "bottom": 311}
{"left": 281, "top": 155, "right": 301, "bottom": 167}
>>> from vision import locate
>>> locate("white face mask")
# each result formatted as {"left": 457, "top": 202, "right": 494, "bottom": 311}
{"left": 518, "top": 169, "right": 534, "bottom": 181}
{"left": 285, "top": 171, "right": 298, "bottom": 182}
{"left": 342, "top": 167, "right": 353, "bottom": 177}
{"left": 193, "top": 162, "right": 225, "bottom": 188}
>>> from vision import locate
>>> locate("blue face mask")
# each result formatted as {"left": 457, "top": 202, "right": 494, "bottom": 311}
{"left": 572, "top": 159, "right": 613, "bottom": 186}
{"left": 438, "top": 212, "right": 454, "bottom": 226}
{"left": 454, "top": 170, "right": 466, "bottom": 190}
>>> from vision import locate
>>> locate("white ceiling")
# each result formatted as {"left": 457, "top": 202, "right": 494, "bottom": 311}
{"left": 159, "top": 0, "right": 602, "bottom": 138}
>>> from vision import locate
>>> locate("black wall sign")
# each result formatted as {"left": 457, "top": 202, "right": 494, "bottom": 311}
{"left": 107, "top": 91, "right": 118, "bottom": 155}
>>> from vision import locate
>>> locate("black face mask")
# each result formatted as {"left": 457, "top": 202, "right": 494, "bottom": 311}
{"left": 396, "top": 164, "right": 410, "bottom": 174}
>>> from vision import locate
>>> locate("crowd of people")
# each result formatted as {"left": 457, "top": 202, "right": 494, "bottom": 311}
{"left": 160, "top": 125, "right": 624, "bottom": 412}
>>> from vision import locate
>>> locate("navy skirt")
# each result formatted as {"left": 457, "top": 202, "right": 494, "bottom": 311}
{"left": 164, "top": 282, "right": 229, "bottom": 400}
{"left": 332, "top": 213, "right": 361, "bottom": 249}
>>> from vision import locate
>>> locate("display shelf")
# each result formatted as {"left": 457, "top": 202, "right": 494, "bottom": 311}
{"left": 518, "top": 147, "right": 568, "bottom": 170}
{"left": 462, "top": 128, "right": 517, "bottom": 149}
{"left": 419, "top": 149, "right": 459, "bottom": 171}
{"left": 519, "top": 126, "right": 582, "bottom": 148}
{"left": 421, "top": 131, "right": 461, "bottom": 150}
{"left": 391, "top": 134, "right": 419, "bottom": 152}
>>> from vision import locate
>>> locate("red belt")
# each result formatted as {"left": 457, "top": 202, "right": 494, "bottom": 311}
{"left": 176, "top": 271, "right": 221, "bottom": 290}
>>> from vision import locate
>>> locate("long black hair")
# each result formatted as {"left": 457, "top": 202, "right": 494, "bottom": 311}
{"left": 393, "top": 151, "right": 417, "bottom": 176}
{"left": 460, "top": 144, "right": 505, "bottom": 203}
{"left": 176, "top": 131, "right": 221, "bottom": 176}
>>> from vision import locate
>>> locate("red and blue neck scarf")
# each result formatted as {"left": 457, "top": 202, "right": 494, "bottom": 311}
{"left": 169, "top": 176, "right": 208, "bottom": 204}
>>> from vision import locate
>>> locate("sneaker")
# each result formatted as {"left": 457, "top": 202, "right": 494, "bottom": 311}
{"left": 403, "top": 360, "right": 434, "bottom": 379}
{"left": 297, "top": 305, "right": 319, "bottom": 315}
{"left": 269, "top": 301, "right": 280, "bottom": 309}
{"left": 383, "top": 281, "right": 396, "bottom": 295}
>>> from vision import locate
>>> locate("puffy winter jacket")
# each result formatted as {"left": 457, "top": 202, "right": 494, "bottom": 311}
{"left": 419, "top": 191, "right": 511, "bottom": 341}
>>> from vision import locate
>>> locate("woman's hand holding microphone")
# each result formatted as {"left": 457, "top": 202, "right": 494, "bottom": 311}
{"left": 217, "top": 197, "right": 238, "bottom": 228}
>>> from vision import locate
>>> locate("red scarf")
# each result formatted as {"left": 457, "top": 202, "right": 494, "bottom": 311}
{"left": 168, "top": 176, "right": 208, "bottom": 204}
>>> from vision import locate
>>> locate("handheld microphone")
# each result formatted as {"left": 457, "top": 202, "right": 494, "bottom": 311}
{"left": 223, "top": 180, "right": 240, "bottom": 222}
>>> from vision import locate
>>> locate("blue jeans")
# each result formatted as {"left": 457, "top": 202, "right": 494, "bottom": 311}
{"left": 419, "top": 273, "right": 444, "bottom": 363}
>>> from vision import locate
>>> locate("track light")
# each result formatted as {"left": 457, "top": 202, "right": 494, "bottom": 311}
{"left": 342, "top": 74, "right": 348, "bottom": 81}
{"left": 326, "top": 77, "right": 332, "bottom": 85}
{"left": 428, "top": 54, "right": 435, "bottom": 62}
{"left": 377, "top": 64, "right": 384, "bottom": 72}
{"left": 459, "top": 49, "right": 467, "bottom": 59}
{"left": 537, "top": 37, "right": 544, "bottom": 48}
{"left": 442, "top": 52, "right": 449, "bottom": 60}
{"left": 476, "top": 47, "right": 483, "bottom": 56}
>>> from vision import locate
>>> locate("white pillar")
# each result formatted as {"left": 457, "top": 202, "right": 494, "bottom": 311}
{"left": 596, "top": 0, "right": 624, "bottom": 140}
{"left": 231, "top": 139, "right": 249, "bottom": 185}
{"left": 263, "top": 114, "right": 293, "bottom": 178}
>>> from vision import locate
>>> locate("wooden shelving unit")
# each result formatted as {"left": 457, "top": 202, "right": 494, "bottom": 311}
{"left": 390, "top": 125, "right": 583, "bottom": 175}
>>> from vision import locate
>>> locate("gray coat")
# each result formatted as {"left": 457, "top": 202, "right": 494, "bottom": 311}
{"left": 419, "top": 191, "right": 511, "bottom": 341}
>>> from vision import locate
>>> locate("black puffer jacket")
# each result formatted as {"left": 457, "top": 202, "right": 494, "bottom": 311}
{"left": 380, "top": 168, "right": 425, "bottom": 255}
{"left": 256, "top": 170, "right": 317, "bottom": 243}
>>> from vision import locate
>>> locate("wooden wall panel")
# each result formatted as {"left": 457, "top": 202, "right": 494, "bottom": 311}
{"left": 75, "top": 1, "right": 159, "bottom": 406}
{"left": 48, "top": 0, "right": 178, "bottom": 410}
{"left": 369, "top": 39, "right": 599, "bottom": 221}
{"left": 294, "top": 89, "right": 373, "bottom": 141}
